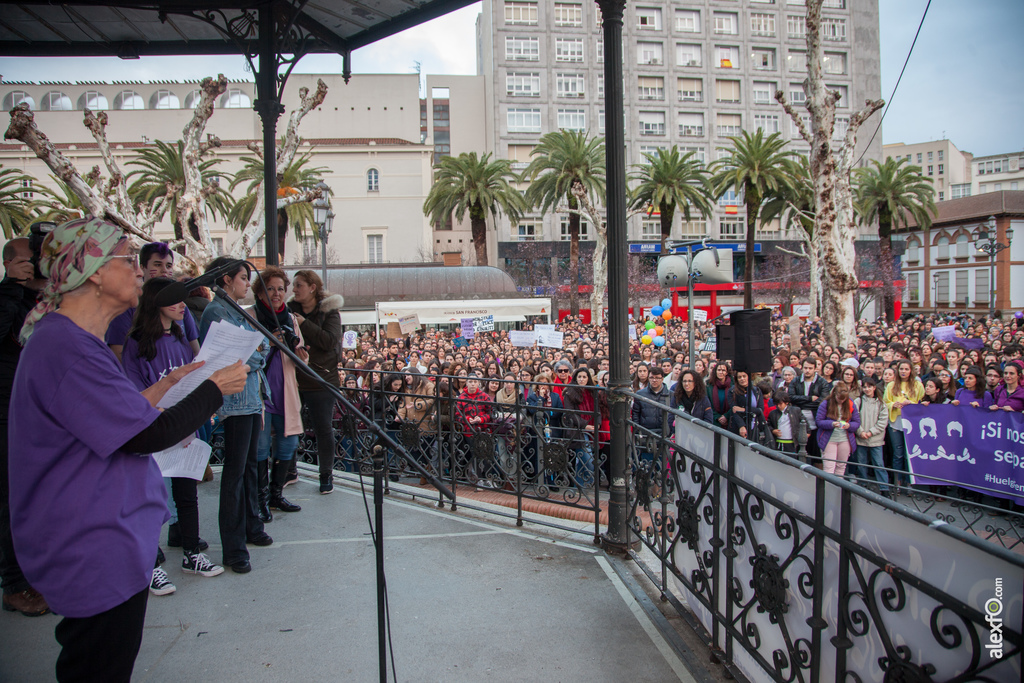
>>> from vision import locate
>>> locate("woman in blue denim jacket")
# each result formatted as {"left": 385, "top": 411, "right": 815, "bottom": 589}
{"left": 198, "top": 258, "right": 272, "bottom": 574}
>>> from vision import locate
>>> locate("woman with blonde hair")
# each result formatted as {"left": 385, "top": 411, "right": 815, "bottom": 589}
{"left": 883, "top": 359, "right": 924, "bottom": 490}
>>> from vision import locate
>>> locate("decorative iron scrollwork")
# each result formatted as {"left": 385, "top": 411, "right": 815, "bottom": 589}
{"left": 470, "top": 433, "right": 496, "bottom": 461}
{"left": 749, "top": 547, "right": 789, "bottom": 622}
{"left": 400, "top": 423, "right": 420, "bottom": 451}
{"left": 543, "top": 442, "right": 569, "bottom": 473}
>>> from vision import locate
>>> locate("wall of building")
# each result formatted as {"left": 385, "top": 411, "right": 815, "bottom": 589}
{"left": 883, "top": 139, "right": 972, "bottom": 201}
{"left": 972, "top": 151, "right": 1024, "bottom": 197}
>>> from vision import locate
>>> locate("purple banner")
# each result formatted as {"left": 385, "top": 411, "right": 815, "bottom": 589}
{"left": 931, "top": 325, "right": 985, "bottom": 350}
{"left": 902, "top": 404, "right": 1024, "bottom": 505}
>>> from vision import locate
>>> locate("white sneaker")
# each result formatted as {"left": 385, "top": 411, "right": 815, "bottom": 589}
{"left": 182, "top": 551, "right": 225, "bottom": 578}
{"left": 150, "top": 566, "right": 176, "bottom": 596}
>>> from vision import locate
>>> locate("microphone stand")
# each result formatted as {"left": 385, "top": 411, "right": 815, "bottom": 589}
{"left": 211, "top": 284, "right": 454, "bottom": 683}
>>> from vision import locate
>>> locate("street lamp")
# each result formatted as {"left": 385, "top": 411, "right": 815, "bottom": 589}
{"left": 312, "top": 181, "right": 333, "bottom": 286}
{"left": 932, "top": 271, "right": 940, "bottom": 316}
{"left": 973, "top": 215, "right": 1014, "bottom": 317}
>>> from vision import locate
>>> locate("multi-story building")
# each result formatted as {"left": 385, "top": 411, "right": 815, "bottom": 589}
{"left": 971, "top": 151, "right": 1024, "bottom": 198}
{"left": 478, "top": 0, "right": 883, "bottom": 300}
{"left": 0, "top": 73, "right": 483, "bottom": 265}
{"left": 882, "top": 139, "right": 972, "bottom": 202}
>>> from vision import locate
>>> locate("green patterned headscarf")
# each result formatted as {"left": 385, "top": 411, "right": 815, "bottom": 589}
{"left": 19, "top": 217, "right": 127, "bottom": 344}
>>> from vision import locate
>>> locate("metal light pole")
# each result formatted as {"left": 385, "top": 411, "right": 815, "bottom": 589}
{"left": 973, "top": 216, "right": 1013, "bottom": 317}
{"left": 932, "top": 272, "right": 940, "bottom": 316}
{"left": 312, "top": 182, "right": 333, "bottom": 285}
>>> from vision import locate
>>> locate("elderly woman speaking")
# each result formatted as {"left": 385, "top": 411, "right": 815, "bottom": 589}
{"left": 8, "top": 218, "right": 247, "bottom": 683}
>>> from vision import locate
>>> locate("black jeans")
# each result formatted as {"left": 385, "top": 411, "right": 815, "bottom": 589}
{"left": 0, "top": 413, "right": 28, "bottom": 594}
{"left": 55, "top": 587, "right": 148, "bottom": 683}
{"left": 170, "top": 476, "right": 200, "bottom": 551}
{"left": 301, "top": 390, "right": 338, "bottom": 478}
{"left": 219, "top": 414, "right": 263, "bottom": 565}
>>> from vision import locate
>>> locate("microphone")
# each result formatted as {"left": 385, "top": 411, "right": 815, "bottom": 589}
{"left": 154, "top": 259, "right": 248, "bottom": 307}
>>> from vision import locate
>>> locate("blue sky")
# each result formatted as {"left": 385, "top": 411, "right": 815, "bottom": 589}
{"left": 1, "top": 0, "right": 1021, "bottom": 157}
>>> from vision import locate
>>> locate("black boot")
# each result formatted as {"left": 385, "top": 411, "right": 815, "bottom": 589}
{"left": 270, "top": 459, "right": 301, "bottom": 512}
{"left": 284, "top": 458, "right": 299, "bottom": 488}
{"left": 257, "top": 460, "right": 273, "bottom": 523}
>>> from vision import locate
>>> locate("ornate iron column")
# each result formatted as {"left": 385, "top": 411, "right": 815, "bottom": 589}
{"left": 596, "top": 0, "right": 631, "bottom": 552}
{"left": 253, "top": 3, "right": 286, "bottom": 265}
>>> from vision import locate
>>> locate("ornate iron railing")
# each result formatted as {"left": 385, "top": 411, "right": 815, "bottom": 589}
{"left": 625, "top": 389, "right": 1024, "bottom": 683}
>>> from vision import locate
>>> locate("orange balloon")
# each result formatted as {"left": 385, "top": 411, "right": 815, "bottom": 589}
{"left": 662, "top": 310, "right": 673, "bottom": 320}
{"left": 655, "top": 326, "right": 664, "bottom": 336}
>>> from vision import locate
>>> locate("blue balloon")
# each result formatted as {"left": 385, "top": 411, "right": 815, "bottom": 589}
{"left": 661, "top": 298, "right": 672, "bottom": 309}
{"left": 653, "top": 336, "right": 665, "bottom": 347}
{"left": 651, "top": 306, "right": 664, "bottom": 317}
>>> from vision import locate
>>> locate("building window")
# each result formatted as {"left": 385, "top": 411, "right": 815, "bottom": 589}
{"left": 822, "top": 17, "right": 846, "bottom": 41}
{"left": 936, "top": 235, "right": 950, "bottom": 260}
{"left": 680, "top": 218, "right": 707, "bottom": 236}
{"left": 641, "top": 220, "right": 661, "bottom": 241}
{"left": 753, "top": 113, "right": 780, "bottom": 134}
{"left": 636, "top": 7, "right": 662, "bottom": 30}
{"left": 367, "top": 168, "right": 380, "bottom": 192}
{"left": 78, "top": 91, "right": 109, "bottom": 111}
{"left": 717, "top": 45, "right": 740, "bottom": 69}
{"left": 828, "top": 84, "right": 848, "bottom": 107}
{"left": 19, "top": 178, "right": 32, "bottom": 200}
{"left": 680, "top": 146, "right": 706, "bottom": 164}
{"left": 938, "top": 192, "right": 944, "bottom": 201}
{"left": 716, "top": 113, "right": 742, "bottom": 137}
{"left": 677, "top": 78, "right": 703, "bottom": 102}
{"left": 951, "top": 183, "right": 970, "bottom": 199}
{"left": 975, "top": 269, "right": 989, "bottom": 305}
{"left": 720, "top": 220, "right": 745, "bottom": 240}
{"left": 211, "top": 238, "right": 224, "bottom": 256}
{"left": 556, "top": 73, "right": 586, "bottom": 98}
{"left": 675, "top": 9, "right": 700, "bottom": 33}
{"left": 906, "top": 240, "right": 920, "bottom": 263}
{"left": 752, "top": 81, "right": 775, "bottom": 104}
{"left": 788, "top": 83, "right": 806, "bottom": 104}
{"left": 955, "top": 233, "right": 970, "bottom": 258}
{"left": 678, "top": 112, "right": 704, "bottom": 137}
{"left": 750, "top": 13, "right": 776, "bottom": 37}
{"left": 367, "top": 235, "right": 384, "bottom": 263}
{"left": 302, "top": 237, "right": 317, "bottom": 262}
{"left": 980, "top": 184, "right": 988, "bottom": 194}
{"left": 927, "top": 151, "right": 934, "bottom": 162}
{"left": 917, "top": 153, "right": 923, "bottom": 163}
{"left": 938, "top": 164, "right": 944, "bottom": 175}
{"left": 823, "top": 51, "right": 847, "bottom": 74}
{"left": 639, "top": 111, "right": 667, "bottom": 136}
{"left": 508, "top": 143, "right": 535, "bottom": 171}
{"left": 506, "top": 37, "right": 540, "bottom": 61}
{"left": 823, "top": 0, "right": 846, "bottom": 7}
{"left": 637, "top": 41, "right": 664, "bottom": 65}
{"left": 184, "top": 90, "right": 203, "bottom": 109}
{"left": 715, "top": 79, "right": 741, "bottom": 103}
{"left": 938, "top": 150, "right": 944, "bottom": 161}
{"left": 833, "top": 116, "right": 850, "bottom": 139}
{"left": 504, "top": 1, "right": 538, "bottom": 25}
{"left": 557, "top": 108, "right": 586, "bottom": 131}
{"left": 955, "top": 270, "right": 969, "bottom": 303}
{"left": 907, "top": 272, "right": 920, "bottom": 302}
{"left": 220, "top": 89, "right": 250, "bottom": 109}
{"left": 598, "top": 109, "right": 605, "bottom": 133}
{"left": 253, "top": 240, "right": 265, "bottom": 257}
{"left": 555, "top": 38, "right": 585, "bottom": 62}
{"left": 791, "top": 112, "right": 811, "bottom": 138}
{"left": 638, "top": 76, "right": 665, "bottom": 100}
{"left": 786, "top": 15, "right": 806, "bottom": 39}
{"left": 516, "top": 222, "right": 539, "bottom": 241}
{"left": 676, "top": 43, "right": 702, "bottom": 67}
{"left": 554, "top": 2, "right": 582, "bottom": 27}
{"left": 2, "top": 91, "right": 35, "bottom": 110}
{"left": 751, "top": 48, "right": 776, "bottom": 70}
{"left": 639, "top": 144, "right": 668, "bottom": 160}
{"left": 597, "top": 39, "right": 604, "bottom": 63}
{"left": 560, "top": 217, "right": 591, "bottom": 240}
{"left": 787, "top": 49, "right": 807, "bottom": 72}
{"left": 935, "top": 271, "right": 949, "bottom": 303}
{"left": 42, "top": 91, "right": 74, "bottom": 111}
{"left": 713, "top": 12, "right": 738, "bottom": 34}
{"left": 597, "top": 74, "right": 604, "bottom": 98}
{"left": 927, "top": 165, "right": 933, "bottom": 176}
{"left": 150, "top": 90, "right": 179, "bottom": 110}
{"left": 507, "top": 72, "right": 541, "bottom": 97}
{"left": 508, "top": 108, "right": 542, "bottom": 133}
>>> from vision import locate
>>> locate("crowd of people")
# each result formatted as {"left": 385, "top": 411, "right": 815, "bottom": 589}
{"left": 0, "top": 222, "right": 1022, "bottom": 681}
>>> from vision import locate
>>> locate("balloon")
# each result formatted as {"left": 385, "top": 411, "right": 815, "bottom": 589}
{"left": 651, "top": 306, "right": 664, "bottom": 317}
{"left": 654, "top": 336, "right": 665, "bottom": 347}
{"left": 641, "top": 335, "right": 653, "bottom": 345}
{"left": 645, "top": 320, "right": 656, "bottom": 330}
{"left": 662, "top": 310, "right": 673, "bottom": 320}
{"left": 661, "top": 298, "right": 672, "bottom": 309}
{"left": 1016, "top": 311, "right": 1024, "bottom": 319}
{"left": 654, "top": 326, "right": 664, "bottom": 336}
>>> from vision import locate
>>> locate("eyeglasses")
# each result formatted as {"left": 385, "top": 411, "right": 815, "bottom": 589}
{"left": 109, "top": 253, "right": 140, "bottom": 270}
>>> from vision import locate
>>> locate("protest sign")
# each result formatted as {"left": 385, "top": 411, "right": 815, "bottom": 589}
{"left": 902, "top": 404, "right": 1024, "bottom": 505}
{"left": 473, "top": 315, "right": 495, "bottom": 332}
{"left": 342, "top": 330, "right": 358, "bottom": 349}
{"left": 537, "top": 330, "right": 564, "bottom": 348}
{"left": 701, "top": 337, "right": 716, "bottom": 352}
{"left": 398, "top": 313, "right": 420, "bottom": 335}
{"left": 692, "top": 309, "right": 708, "bottom": 323}
{"left": 509, "top": 330, "right": 537, "bottom": 347}
{"left": 931, "top": 324, "right": 985, "bottom": 350}
{"left": 628, "top": 326, "right": 637, "bottom": 341}
{"left": 460, "top": 318, "right": 475, "bottom": 340}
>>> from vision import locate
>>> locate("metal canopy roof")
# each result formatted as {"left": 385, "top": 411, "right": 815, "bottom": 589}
{"left": 0, "top": 0, "right": 478, "bottom": 58}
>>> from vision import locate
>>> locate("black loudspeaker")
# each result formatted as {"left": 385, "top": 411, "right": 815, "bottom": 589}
{"left": 730, "top": 309, "right": 772, "bottom": 373}
{"left": 716, "top": 324, "right": 736, "bottom": 362}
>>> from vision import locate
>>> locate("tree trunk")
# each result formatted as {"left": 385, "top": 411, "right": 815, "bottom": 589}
{"left": 743, "top": 188, "right": 758, "bottom": 309}
{"left": 591, "top": 220, "right": 608, "bottom": 324}
{"left": 568, "top": 196, "right": 580, "bottom": 317}
{"left": 659, "top": 203, "right": 674, "bottom": 256}
{"left": 808, "top": 239, "right": 821, "bottom": 319}
{"left": 878, "top": 218, "right": 895, "bottom": 323}
{"left": 278, "top": 209, "right": 288, "bottom": 262}
{"left": 470, "top": 213, "right": 488, "bottom": 267}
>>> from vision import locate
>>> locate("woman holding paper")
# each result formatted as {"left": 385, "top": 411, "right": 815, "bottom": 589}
{"left": 199, "top": 257, "right": 273, "bottom": 574}
{"left": 9, "top": 218, "right": 247, "bottom": 683}
{"left": 123, "top": 277, "right": 224, "bottom": 589}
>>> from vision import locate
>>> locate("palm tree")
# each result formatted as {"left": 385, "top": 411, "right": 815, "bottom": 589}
{"left": 27, "top": 176, "right": 91, "bottom": 226}
{"left": 711, "top": 130, "right": 794, "bottom": 309}
{"left": 522, "top": 130, "right": 606, "bottom": 316}
{"left": 0, "top": 166, "right": 35, "bottom": 238}
{"left": 629, "top": 146, "right": 713, "bottom": 256}
{"left": 423, "top": 151, "right": 526, "bottom": 267}
{"left": 127, "top": 140, "right": 234, "bottom": 242}
{"left": 228, "top": 152, "right": 330, "bottom": 261}
{"left": 855, "top": 157, "right": 936, "bottom": 323}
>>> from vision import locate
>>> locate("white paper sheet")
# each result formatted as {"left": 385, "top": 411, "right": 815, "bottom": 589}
{"left": 537, "top": 330, "right": 564, "bottom": 348}
{"left": 152, "top": 439, "right": 213, "bottom": 480}
{"left": 156, "top": 320, "right": 264, "bottom": 409}
{"left": 509, "top": 330, "right": 537, "bottom": 347}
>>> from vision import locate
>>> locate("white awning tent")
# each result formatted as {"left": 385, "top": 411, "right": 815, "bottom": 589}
{"left": 373, "top": 298, "right": 551, "bottom": 334}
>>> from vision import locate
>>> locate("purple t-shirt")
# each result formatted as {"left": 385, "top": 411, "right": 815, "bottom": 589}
{"left": 9, "top": 313, "right": 166, "bottom": 618}
{"left": 264, "top": 349, "right": 285, "bottom": 415}
{"left": 106, "top": 305, "right": 198, "bottom": 346}
{"left": 121, "top": 328, "right": 196, "bottom": 392}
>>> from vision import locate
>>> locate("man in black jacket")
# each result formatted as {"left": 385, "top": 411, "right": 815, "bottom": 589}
{"left": 788, "top": 358, "right": 828, "bottom": 465}
{"left": 0, "top": 238, "right": 47, "bottom": 616}
{"left": 632, "top": 366, "right": 673, "bottom": 467}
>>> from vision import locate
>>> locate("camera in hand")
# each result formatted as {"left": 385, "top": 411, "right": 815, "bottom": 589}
{"left": 28, "top": 221, "right": 57, "bottom": 281}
